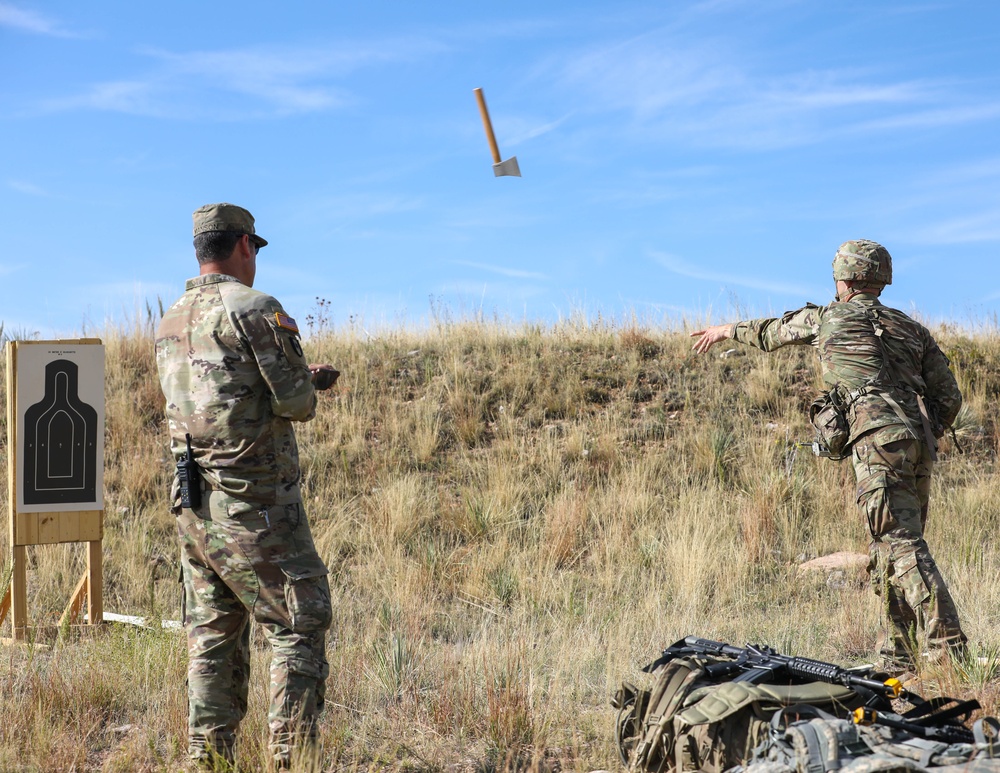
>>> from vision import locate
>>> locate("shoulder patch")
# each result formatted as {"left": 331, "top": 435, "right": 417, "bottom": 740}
{"left": 274, "top": 312, "right": 300, "bottom": 335}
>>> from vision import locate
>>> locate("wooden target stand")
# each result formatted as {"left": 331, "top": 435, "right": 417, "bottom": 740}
{"left": 1, "top": 340, "right": 105, "bottom": 644}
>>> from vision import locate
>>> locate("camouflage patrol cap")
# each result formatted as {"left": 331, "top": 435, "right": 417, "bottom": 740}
{"left": 192, "top": 203, "right": 268, "bottom": 248}
{"left": 832, "top": 239, "right": 891, "bottom": 286}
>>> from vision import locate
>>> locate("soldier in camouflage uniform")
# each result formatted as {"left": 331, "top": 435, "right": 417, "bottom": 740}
{"left": 155, "top": 203, "right": 339, "bottom": 770}
{"left": 690, "top": 240, "right": 967, "bottom": 671}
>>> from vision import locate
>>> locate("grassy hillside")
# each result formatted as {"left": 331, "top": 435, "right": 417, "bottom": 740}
{"left": 2, "top": 315, "right": 999, "bottom": 771}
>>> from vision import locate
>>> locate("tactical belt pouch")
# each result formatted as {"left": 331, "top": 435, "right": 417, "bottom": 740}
{"left": 809, "top": 392, "right": 850, "bottom": 460}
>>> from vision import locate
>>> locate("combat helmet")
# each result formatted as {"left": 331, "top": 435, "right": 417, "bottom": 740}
{"left": 832, "top": 239, "right": 892, "bottom": 286}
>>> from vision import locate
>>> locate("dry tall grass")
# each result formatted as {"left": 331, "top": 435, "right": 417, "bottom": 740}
{"left": 2, "top": 313, "right": 999, "bottom": 771}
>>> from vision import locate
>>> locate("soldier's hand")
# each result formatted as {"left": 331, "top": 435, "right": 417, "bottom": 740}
{"left": 690, "top": 324, "right": 735, "bottom": 354}
{"left": 309, "top": 365, "right": 340, "bottom": 391}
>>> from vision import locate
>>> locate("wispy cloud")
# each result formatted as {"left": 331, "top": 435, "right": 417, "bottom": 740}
{"left": 0, "top": 2, "right": 82, "bottom": 38}
{"left": 505, "top": 113, "right": 573, "bottom": 147}
{"left": 452, "top": 259, "right": 548, "bottom": 281}
{"left": 620, "top": 296, "right": 694, "bottom": 316}
{"left": 84, "top": 279, "right": 175, "bottom": 298}
{"left": 908, "top": 210, "right": 1000, "bottom": 245}
{"left": 875, "top": 157, "right": 1000, "bottom": 247}
{"left": 0, "top": 262, "right": 26, "bottom": 277}
{"left": 585, "top": 165, "right": 726, "bottom": 207}
{"left": 7, "top": 179, "right": 48, "bottom": 196}
{"left": 916, "top": 156, "right": 1000, "bottom": 187}
{"left": 39, "top": 38, "right": 447, "bottom": 119}
{"left": 549, "top": 26, "right": 1000, "bottom": 151}
{"left": 292, "top": 193, "right": 427, "bottom": 232}
{"left": 437, "top": 279, "right": 547, "bottom": 302}
{"left": 80, "top": 280, "right": 177, "bottom": 323}
{"left": 41, "top": 80, "right": 162, "bottom": 115}
{"left": 852, "top": 103, "right": 1000, "bottom": 134}
{"left": 556, "top": 34, "right": 739, "bottom": 119}
{"left": 650, "top": 249, "right": 816, "bottom": 297}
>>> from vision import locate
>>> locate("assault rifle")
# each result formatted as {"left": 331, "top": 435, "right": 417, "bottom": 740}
{"left": 644, "top": 636, "right": 909, "bottom": 703}
{"left": 645, "top": 636, "right": 981, "bottom": 744}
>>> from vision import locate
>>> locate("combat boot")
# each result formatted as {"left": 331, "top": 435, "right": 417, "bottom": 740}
{"left": 189, "top": 743, "right": 237, "bottom": 772}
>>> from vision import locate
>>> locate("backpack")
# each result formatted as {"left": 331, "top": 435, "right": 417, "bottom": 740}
{"left": 614, "top": 638, "right": 1000, "bottom": 773}
{"left": 614, "top": 655, "right": 863, "bottom": 773}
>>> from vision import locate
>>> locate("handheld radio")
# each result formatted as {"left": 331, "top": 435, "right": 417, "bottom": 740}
{"left": 177, "top": 433, "right": 202, "bottom": 510}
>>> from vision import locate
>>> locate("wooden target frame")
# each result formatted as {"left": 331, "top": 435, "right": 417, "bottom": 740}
{"left": 1, "top": 339, "right": 105, "bottom": 642}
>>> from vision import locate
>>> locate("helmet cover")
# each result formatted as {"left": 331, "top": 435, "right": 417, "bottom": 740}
{"left": 832, "top": 239, "right": 892, "bottom": 286}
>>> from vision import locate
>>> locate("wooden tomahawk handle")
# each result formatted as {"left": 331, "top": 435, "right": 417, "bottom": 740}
{"left": 474, "top": 88, "right": 502, "bottom": 164}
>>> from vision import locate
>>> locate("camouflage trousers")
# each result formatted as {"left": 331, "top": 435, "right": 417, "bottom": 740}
{"left": 177, "top": 490, "right": 332, "bottom": 769}
{"left": 851, "top": 425, "right": 966, "bottom": 667}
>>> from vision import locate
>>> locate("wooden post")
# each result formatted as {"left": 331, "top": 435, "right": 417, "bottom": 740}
{"left": 10, "top": 546, "right": 27, "bottom": 640}
{"left": 87, "top": 539, "right": 103, "bottom": 625}
{"left": 6, "top": 342, "right": 29, "bottom": 640}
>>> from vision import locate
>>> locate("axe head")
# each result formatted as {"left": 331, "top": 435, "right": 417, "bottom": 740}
{"left": 492, "top": 156, "right": 521, "bottom": 177}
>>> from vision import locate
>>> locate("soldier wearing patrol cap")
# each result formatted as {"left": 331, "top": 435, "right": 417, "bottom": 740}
{"left": 155, "top": 203, "right": 339, "bottom": 770}
{"left": 690, "top": 239, "right": 967, "bottom": 673}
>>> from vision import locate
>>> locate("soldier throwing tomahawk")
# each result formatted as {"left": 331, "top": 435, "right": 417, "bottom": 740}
{"left": 690, "top": 239, "right": 967, "bottom": 674}
{"left": 156, "top": 203, "right": 339, "bottom": 770}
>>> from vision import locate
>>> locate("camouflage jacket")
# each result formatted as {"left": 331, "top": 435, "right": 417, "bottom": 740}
{"left": 731, "top": 294, "right": 962, "bottom": 443}
{"left": 155, "top": 274, "right": 316, "bottom": 506}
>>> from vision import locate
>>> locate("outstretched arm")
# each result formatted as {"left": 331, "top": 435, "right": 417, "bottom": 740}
{"left": 693, "top": 305, "right": 825, "bottom": 354}
{"left": 690, "top": 324, "right": 735, "bottom": 354}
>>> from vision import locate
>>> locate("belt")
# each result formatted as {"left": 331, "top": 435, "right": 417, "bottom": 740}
{"left": 840, "top": 382, "right": 912, "bottom": 404}
{"left": 839, "top": 384, "right": 936, "bottom": 460}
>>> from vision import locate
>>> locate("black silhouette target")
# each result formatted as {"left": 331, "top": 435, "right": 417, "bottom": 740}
{"left": 22, "top": 359, "right": 99, "bottom": 505}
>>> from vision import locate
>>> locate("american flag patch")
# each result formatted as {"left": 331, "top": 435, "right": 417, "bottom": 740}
{"left": 274, "top": 312, "right": 300, "bottom": 334}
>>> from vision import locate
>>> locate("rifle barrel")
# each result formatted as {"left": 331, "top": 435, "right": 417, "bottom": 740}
{"left": 683, "top": 636, "right": 749, "bottom": 660}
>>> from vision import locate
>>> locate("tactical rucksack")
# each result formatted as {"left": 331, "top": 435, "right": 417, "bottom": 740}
{"left": 614, "top": 637, "right": 1000, "bottom": 773}
{"left": 614, "top": 654, "right": 863, "bottom": 773}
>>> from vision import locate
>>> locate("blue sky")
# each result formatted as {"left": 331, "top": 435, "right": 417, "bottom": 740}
{"left": 3, "top": 1, "right": 999, "bottom": 338}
